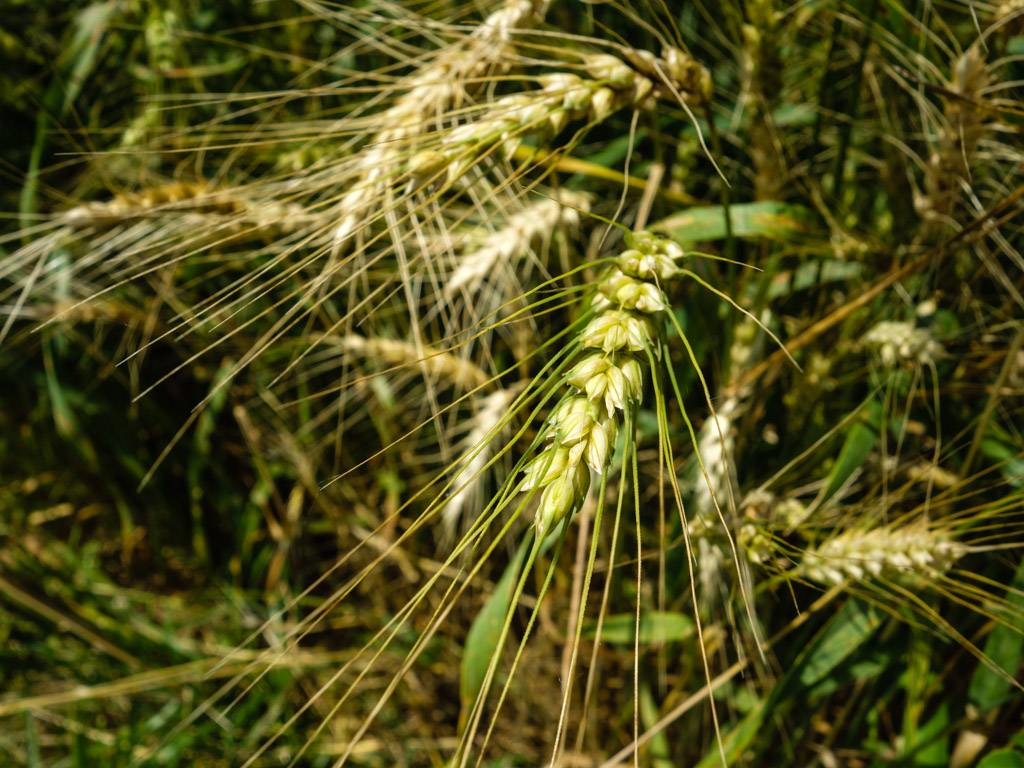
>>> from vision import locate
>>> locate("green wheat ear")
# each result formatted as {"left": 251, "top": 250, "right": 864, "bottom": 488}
{"left": 447, "top": 234, "right": 654, "bottom": 751}
{"left": 270, "top": 226, "right": 777, "bottom": 766}
{"left": 515, "top": 231, "right": 680, "bottom": 535}
{"left": 442, "top": 229, "right": 752, "bottom": 764}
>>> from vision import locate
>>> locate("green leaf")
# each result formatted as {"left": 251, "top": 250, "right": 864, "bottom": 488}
{"left": 794, "top": 600, "right": 883, "bottom": 690}
{"left": 816, "top": 399, "right": 883, "bottom": 507}
{"left": 968, "top": 557, "right": 1024, "bottom": 712}
{"left": 59, "top": 3, "right": 118, "bottom": 115}
{"left": 772, "top": 102, "right": 817, "bottom": 127}
{"left": 767, "top": 260, "right": 864, "bottom": 299}
{"left": 697, "top": 600, "right": 881, "bottom": 766}
{"left": 694, "top": 703, "right": 765, "bottom": 768}
{"left": 583, "top": 611, "right": 694, "bottom": 645}
{"left": 578, "top": 130, "right": 648, "bottom": 170}
{"left": 459, "top": 540, "right": 529, "bottom": 710}
{"left": 652, "top": 201, "right": 816, "bottom": 243}
{"left": 905, "top": 702, "right": 950, "bottom": 767}
{"left": 977, "top": 750, "right": 1024, "bottom": 768}
{"left": 980, "top": 433, "right": 1024, "bottom": 488}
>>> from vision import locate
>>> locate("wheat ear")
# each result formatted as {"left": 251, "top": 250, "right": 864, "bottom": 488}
{"left": 445, "top": 189, "right": 589, "bottom": 296}
{"left": 59, "top": 182, "right": 316, "bottom": 240}
{"left": 920, "top": 44, "right": 989, "bottom": 226}
{"left": 332, "top": 0, "right": 548, "bottom": 247}
{"left": 407, "top": 50, "right": 710, "bottom": 189}
{"left": 864, "top": 320, "right": 944, "bottom": 367}
{"left": 995, "top": 0, "right": 1024, "bottom": 32}
{"left": 337, "top": 333, "right": 488, "bottom": 389}
{"left": 799, "top": 525, "right": 967, "bottom": 586}
{"left": 519, "top": 232, "right": 683, "bottom": 534}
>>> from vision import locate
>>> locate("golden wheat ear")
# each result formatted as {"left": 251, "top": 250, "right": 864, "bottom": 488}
{"left": 330, "top": 0, "right": 553, "bottom": 251}
{"left": 739, "top": 443, "right": 1024, "bottom": 688}
{"left": 0, "top": 181, "right": 324, "bottom": 348}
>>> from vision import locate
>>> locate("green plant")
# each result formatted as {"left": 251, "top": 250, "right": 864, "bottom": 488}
{"left": 2, "top": 1, "right": 1023, "bottom": 766}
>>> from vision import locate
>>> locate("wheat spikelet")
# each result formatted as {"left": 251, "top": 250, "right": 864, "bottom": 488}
{"left": 688, "top": 397, "right": 741, "bottom": 601}
{"left": 920, "top": 43, "right": 989, "bottom": 225}
{"left": 60, "top": 182, "right": 316, "bottom": 236}
{"left": 1, "top": 183, "right": 216, "bottom": 301}
{"left": 0, "top": 180, "right": 326, "bottom": 343}
{"left": 2, "top": 296, "right": 148, "bottom": 331}
{"left": 59, "top": 182, "right": 214, "bottom": 227}
{"left": 0, "top": 183, "right": 217, "bottom": 340}
{"left": 337, "top": 333, "right": 488, "bottom": 389}
{"left": 690, "top": 397, "right": 741, "bottom": 530}
{"left": 736, "top": 490, "right": 777, "bottom": 565}
{"left": 799, "top": 525, "right": 967, "bottom": 586}
{"left": 905, "top": 461, "right": 960, "bottom": 489}
{"left": 994, "top": 0, "right": 1024, "bottom": 33}
{"left": 685, "top": 311, "right": 775, "bottom": 601}
{"left": 688, "top": 312, "right": 771, "bottom": 530}
{"left": 446, "top": 190, "right": 589, "bottom": 296}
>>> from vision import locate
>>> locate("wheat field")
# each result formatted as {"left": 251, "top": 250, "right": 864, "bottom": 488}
{"left": 1, "top": 1, "right": 1023, "bottom": 766}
